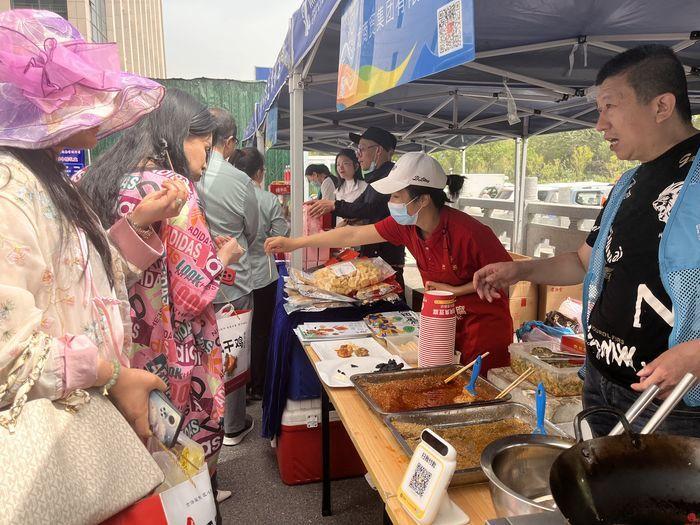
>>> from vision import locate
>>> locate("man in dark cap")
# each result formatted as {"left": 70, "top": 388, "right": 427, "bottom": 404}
{"left": 308, "top": 126, "right": 406, "bottom": 285}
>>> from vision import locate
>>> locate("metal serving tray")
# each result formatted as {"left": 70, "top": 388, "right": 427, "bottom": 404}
{"left": 350, "top": 364, "right": 510, "bottom": 416}
{"left": 384, "top": 402, "right": 569, "bottom": 486}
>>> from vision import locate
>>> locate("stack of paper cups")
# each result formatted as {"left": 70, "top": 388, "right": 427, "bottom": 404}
{"left": 419, "top": 290, "right": 457, "bottom": 367}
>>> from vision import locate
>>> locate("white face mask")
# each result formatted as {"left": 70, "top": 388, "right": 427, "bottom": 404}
{"left": 362, "top": 145, "right": 381, "bottom": 174}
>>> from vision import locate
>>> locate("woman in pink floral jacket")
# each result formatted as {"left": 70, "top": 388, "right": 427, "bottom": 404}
{"left": 0, "top": 9, "right": 172, "bottom": 446}
{"left": 80, "top": 89, "right": 242, "bottom": 467}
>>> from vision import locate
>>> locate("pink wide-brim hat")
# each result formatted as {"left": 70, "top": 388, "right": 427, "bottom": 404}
{"left": 0, "top": 9, "right": 164, "bottom": 149}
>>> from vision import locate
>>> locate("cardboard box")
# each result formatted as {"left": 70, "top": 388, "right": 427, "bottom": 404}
{"left": 538, "top": 283, "right": 583, "bottom": 320}
{"left": 508, "top": 252, "right": 539, "bottom": 329}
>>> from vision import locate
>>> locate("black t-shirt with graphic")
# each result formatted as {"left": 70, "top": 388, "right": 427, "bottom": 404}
{"left": 586, "top": 133, "right": 700, "bottom": 387}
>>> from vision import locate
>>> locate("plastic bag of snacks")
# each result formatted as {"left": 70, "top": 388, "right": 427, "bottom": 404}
{"left": 355, "top": 281, "right": 401, "bottom": 302}
{"left": 286, "top": 274, "right": 356, "bottom": 302}
{"left": 283, "top": 289, "right": 352, "bottom": 314}
{"left": 308, "top": 257, "right": 395, "bottom": 296}
{"left": 147, "top": 433, "right": 206, "bottom": 491}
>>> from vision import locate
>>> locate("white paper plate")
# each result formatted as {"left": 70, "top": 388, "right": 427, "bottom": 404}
{"left": 310, "top": 337, "right": 391, "bottom": 361}
{"left": 315, "top": 356, "right": 410, "bottom": 388}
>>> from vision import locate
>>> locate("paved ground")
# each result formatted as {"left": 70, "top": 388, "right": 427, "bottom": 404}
{"left": 216, "top": 265, "right": 423, "bottom": 524}
{"left": 217, "top": 400, "right": 385, "bottom": 524}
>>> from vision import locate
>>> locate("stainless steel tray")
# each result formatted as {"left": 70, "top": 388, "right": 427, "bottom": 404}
{"left": 350, "top": 364, "right": 510, "bottom": 416}
{"left": 384, "top": 402, "right": 569, "bottom": 486}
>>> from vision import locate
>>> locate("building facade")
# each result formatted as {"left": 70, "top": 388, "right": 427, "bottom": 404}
{"left": 0, "top": 0, "right": 166, "bottom": 78}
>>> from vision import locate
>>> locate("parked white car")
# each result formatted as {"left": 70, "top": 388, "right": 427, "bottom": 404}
{"left": 469, "top": 182, "right": 612, "bottom": 231}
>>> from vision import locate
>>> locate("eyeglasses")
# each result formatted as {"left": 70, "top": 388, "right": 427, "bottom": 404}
{"left": 356, "top": 144, "right": 379, "bottom": 155}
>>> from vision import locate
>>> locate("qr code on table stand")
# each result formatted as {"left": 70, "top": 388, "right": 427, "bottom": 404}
{"left": 437, "top": 0, "right": 463, "bottom": 57}
{"left": 408, "top": 462, "right": 433, "bottom": 497}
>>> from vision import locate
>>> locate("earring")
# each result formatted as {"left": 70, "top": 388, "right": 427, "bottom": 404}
{"left": 158, "top": 138, "right": 175, "bottom": 171}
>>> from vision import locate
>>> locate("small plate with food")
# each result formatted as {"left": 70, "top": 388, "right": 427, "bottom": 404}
{"left": 310, "top": 337, "right": 391, "bottom": 361}
{"left": 316, "top": 357, "right": 410, "bottom": 388}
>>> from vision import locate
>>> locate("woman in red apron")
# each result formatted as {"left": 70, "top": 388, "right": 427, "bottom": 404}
{"left": 419, "top": 227, "right": 512, "bottom": 372}
{"left": 265, "top": 152, "right": 513, "bottom": 372}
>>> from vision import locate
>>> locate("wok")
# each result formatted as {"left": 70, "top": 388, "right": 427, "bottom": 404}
{"left": 550, "top": 404, "right": 700, "bottom": 525}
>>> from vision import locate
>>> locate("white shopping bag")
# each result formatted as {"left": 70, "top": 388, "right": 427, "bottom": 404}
{"left": 216, "top": 307, "right": 252, "bottom": 389}
{"left": 102, "top": 466, "right": 215, "bottom": 525}
{"left": 160, "top": 467, "right": 216, "bottom": 525}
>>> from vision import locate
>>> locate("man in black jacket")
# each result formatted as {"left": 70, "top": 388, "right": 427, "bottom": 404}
{"left": 308, "top": 126, "right": 406, "bottom": 286}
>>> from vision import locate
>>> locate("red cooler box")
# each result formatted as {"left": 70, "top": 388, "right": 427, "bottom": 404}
{"left": 275, "top": 398, "right": 366, "bottom": 485}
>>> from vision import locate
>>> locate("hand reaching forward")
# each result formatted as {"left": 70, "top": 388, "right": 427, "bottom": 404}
{"left": 216, "top": 236, "right": 244, "bottom": 266}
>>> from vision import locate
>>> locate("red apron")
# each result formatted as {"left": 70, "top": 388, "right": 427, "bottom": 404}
{"left": 421, "top": 229, "right": 512, "bottom": 374}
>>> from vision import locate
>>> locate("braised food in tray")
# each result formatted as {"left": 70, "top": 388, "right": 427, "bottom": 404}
{"left": 393, "top": 418, "right": 532, "bottom": 470}
{"left": 361, "top": 372, "right": 499, "bottom": 412}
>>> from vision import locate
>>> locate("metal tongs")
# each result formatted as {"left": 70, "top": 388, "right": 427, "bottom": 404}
{"left": 608, "top": 373, "right": 697, "bottom": 436}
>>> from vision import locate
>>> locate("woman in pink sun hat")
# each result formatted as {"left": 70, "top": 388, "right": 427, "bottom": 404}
{"left": 0, "top": 7, "right": 182, "bottom": 474}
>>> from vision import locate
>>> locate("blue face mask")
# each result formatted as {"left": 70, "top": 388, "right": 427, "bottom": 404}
{"left": 388, "top": 197, "right": 422, "bottom": 226}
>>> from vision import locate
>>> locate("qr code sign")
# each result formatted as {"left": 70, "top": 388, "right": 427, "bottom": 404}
{"left": 437, "top": 0, "right": 463, "bottom": 57}
{"left": 408, "top": 462, "right": 432, "bottom": 498}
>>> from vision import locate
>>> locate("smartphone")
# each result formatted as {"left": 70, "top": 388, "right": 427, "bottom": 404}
{"left": 148, "top": 390, "right": 183, "bottom": 448}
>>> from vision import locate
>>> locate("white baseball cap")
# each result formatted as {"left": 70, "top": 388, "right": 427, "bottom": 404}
{"left": 371, "top": 152, "right": 447, "bottom": 195}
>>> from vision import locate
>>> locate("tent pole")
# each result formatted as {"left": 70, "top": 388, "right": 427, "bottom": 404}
{"left": 532, "top": 107, "right": 598, "bottom": 136}
{"left": 459, "top": 99, "right": 498, "bottom": 127}
{"left": 511, "top": 137, "right": 522, "bottom": 253}
{"left": 512, "top": 117, "right": 529, "bottom": 254}
{"left": 461, "top": 148, "right": 466, "bottom": 175}
{"left": 256, "top": 128, "right": 266, "bottom": 156}
{"left": 289, "top": 65, "right": 304, "bottom": 270}
{"left": 403, "top": 96, "right": 454, "bottom": 139}
{"left": 517, "top": 136, "right": 529, "bottom": 254}
{"left": 463, "top": 62, "right": 576, "bottom": 97}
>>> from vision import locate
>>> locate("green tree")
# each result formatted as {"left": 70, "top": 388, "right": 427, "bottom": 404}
{"left": 430, "top": 121, "right": 700, "bottom": 184}
{"left": 431, "top": 149, "right": 461, "bottom": 174}
{"left": 571, "top": 145, "right": 594, "bottom": 179}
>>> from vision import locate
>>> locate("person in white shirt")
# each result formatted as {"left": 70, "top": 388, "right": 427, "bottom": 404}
{"left": 333, "top": 148, "right": 368, "bottom": 227}
{"left": 334, "top": 148, "right": 367, "bottom": 203}
{"left": 305, "top": 163, "right": 337, "bottom": 200}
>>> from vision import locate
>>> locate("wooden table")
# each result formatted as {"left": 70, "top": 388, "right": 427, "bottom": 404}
{"left": 303, "top": 345, "right": 498, "bottom": 524}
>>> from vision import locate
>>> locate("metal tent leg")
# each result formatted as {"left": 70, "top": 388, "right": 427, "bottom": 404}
{"left": 321, "top": 387, "right": 332, "bottom": 516}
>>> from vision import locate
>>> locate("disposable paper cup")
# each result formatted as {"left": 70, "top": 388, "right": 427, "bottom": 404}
{"left": 421, "top": 290, "right": 456, "bottom": 319}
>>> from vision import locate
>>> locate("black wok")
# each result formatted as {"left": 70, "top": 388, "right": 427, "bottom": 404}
{"left": 550, "top": 406, "right": 700, "bottom": 525}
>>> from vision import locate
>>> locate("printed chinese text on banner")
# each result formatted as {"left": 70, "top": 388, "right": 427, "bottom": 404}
{"left": 337, "top": 0, "right": 475, "bottom": 110}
